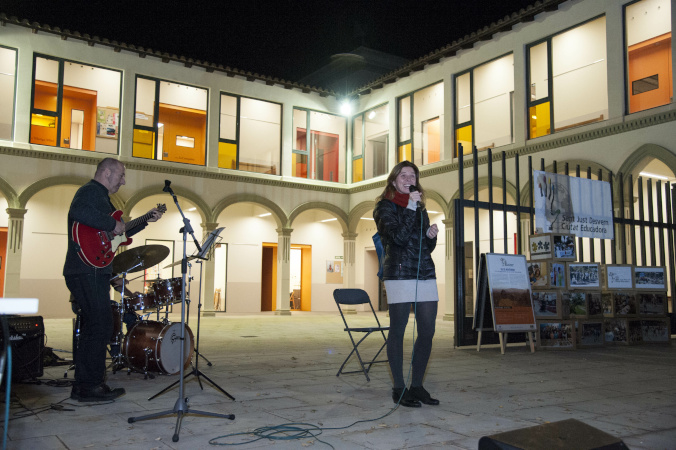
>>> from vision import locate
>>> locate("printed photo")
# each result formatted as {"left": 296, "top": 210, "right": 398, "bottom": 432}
{"left": 634, "top": 267, "right": 666, "bottom": 289}
{"left": 528, "top": 261, "right": 549, "bottom": 287}
{"left": 641, "top": 319, "right": 670, "bottom": 343}
{"left": 553, "top": 234, "right": 576, "bottom": 260}
{"left": 529, "top": 234, "right": 552, "bottom": 260}
{"left": 604, "top": 319, "right": 628, "bottom": 344}
{"left": 613, "top": 292, "right": 637, "bottom": 317}
{"left": 578, "top": 321, "right": 604, "bottom": 346}
{"left": 567, "top": 263, "right": 600, "bottom": 289}
{"left": 638, "top": 292, "right": 667, "bottom": 316}
{"left": 550, "top": 263, "right": 566, "bottom": 288}
{"left": 538, "top": 322, "right": 575, "bottom": 348}
{"left": 604, "top": 264, "right": 634, "bottom": 289}
{"left": 628, "top": 320, "right": 642, "bottom": 344}
{"left": 567, "top": 291, "right": 588, "bottom": 316}
{"left": 532, "top": 291, "right": 559, "bottom": 317}
{"left": 587, "top": 292, "right": 603, "bottom": 317}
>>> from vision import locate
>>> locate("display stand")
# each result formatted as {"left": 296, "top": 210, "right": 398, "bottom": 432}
{"left": 474, "top": 253, "right": 536, "bottom": 354}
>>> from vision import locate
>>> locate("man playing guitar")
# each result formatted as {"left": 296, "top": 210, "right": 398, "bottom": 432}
{"left": 63, "top": 158, "right": 163, "bottom": 402}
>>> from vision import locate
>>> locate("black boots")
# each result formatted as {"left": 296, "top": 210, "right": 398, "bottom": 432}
{"left": 71, "top": 383, "right": 126, "bottom": 402}
{"left": 392, "top": 387, "right": 421, "bottom": 408}
{"left": 408, "top": 385, "right": 440, "bottom": 405}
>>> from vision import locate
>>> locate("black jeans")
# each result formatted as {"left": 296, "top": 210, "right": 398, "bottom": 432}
{"left": 65, "top": 272, "right": 113, "bottom": 388}
{"left": 387, "top": 301, "right": 437, "bottom": 389}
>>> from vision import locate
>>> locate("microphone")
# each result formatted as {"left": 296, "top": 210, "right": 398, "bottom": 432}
{"left": 409, "top": 185, "right": 421, "bottom": 208}
{"left": 163, "top": 180, "right": 172, "bottom": 193}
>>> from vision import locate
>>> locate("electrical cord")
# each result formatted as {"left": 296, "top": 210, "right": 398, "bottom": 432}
{"left": 210, "top": 207, "right": 429, "bottom": 448}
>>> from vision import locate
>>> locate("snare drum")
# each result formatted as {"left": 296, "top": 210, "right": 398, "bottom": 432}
{"left": 122, "top": 321, "right": 194, "bottom": 375}
{"left": 151, "top": 277, "right": 185, "bottom": 305}
{"left": 123, "top": 291, "right": 160, "bottom": 312}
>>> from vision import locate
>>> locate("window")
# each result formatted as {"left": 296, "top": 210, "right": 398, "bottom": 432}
{"left": 0, "top": 46, "right": 17, "bottom": 141}
{"left": 397, "top": 81, "right": 444, "bottom": 165}
{"left": 292, "top": 108, "right": 346, "bottom": 183}
{"left": 219, "top": 93, "right": 281, "bottom": 174}
{"left": 352, "top": 103, "right": 389, "bottom": 182}
{"left": 132, "top": 76, "right": 207, "bottom": 165}
{"left": 454, "top": 54, "right": 515, "bottom": 156}
{"left": 625, "top": 0, "right": 672, "bottom": 114}
{"left": 527, "top": 17, "right": 608, "bottom": 139}
{"left": 30, "top": 55, "right": 121, "bottom": 153}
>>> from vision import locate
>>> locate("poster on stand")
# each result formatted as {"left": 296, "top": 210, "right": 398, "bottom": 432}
{"left": 485, "top": 253, "right": 536, "bottom": 332}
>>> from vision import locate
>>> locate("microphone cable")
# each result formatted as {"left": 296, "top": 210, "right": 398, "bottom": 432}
{"left": 209, "top": 207, "right": 428, "bottom": 448}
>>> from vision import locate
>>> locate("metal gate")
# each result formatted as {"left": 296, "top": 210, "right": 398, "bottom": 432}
{"left": 453, "top": 145, "right": 676, "bottom": 347}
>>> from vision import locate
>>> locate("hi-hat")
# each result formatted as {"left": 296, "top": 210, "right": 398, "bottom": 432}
{"left": 113, "top": 245, "right": 170, "bottom": 274}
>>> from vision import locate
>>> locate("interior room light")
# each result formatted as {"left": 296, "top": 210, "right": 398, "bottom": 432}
{"left": 639, "top": 171, "right": 670, "bottom": 180}
{"left": 367, "top": 110, "right": 376, "bottom": 120}
{"left": 360, "top": 217, "right": 375, "bottom": 221}
{"left": 187, "top": 207, "right": 197, "bottom": 211}
{"left": 320, "top": 218, "right": 337, "bottom": 223}
{"left": 531, "top": 115, "right": 537, "bottom": 119}
{"left": 157, "top": 123, "right": 164, "bottom": 128}
{"left": 257, "top": 212, "right": 272, "bottom": 217}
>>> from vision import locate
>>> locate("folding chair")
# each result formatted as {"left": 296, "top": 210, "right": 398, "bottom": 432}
{"left": 333, "top": 288, "right": 389, "bottom": 381}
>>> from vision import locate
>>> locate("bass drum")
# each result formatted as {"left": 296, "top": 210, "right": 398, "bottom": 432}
{"left": 122, "top": 321, "right": 194, "bottom": 375}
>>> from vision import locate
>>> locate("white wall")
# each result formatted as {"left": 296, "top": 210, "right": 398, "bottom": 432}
{"left": 626, "top": 0, "right": 671, "bottom": 46}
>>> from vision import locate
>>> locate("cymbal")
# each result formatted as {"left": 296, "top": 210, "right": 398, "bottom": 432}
{"left": 163, "top": 256, "right": 199, "bottom": 269}
{"left": 113, "top": 245, "right": 170, "bottom": 274}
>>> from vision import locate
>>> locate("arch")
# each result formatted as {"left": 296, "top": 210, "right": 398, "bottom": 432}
{"left": 617, "top": 143, "right": 676, "bottom": 180}
{"left": 0, "top": 176, "right": 19, "bottom": 208}
{"left": 18, "top": 175, "right": 96, "bottom": 209}
{"left": 126, "top": 184, "right": 209, "bottom": 224}
{"left": 213, "top": 193, "right": 287, "bottom": 229}
{"left": 448, "top": 177, "right": 518, "bottom": 222}
{"left": 348, "top": 200, "right": 376, "bottom": 234}
{"left": 289, "top": 202, "right": 349, "bottom": 234}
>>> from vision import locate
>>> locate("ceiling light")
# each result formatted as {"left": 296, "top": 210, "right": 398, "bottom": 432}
{"left": 639, "top": 171, "right": 669, "bottom": 180}
{"left": 367, "top": 110, "right": 376, "bottom": 120}
{"left": 320, "top": 218, "right": 337, "bottom": 223}
{"left": 187, "top": 207, "right": 197, "bottom": 212}
{"left": 258, "top": 212, "right": 272, "bottom": 217}
{"left": 360, "top": 217, "right": 374, "bottom": 220}
{"left": 340, "top": 99, "right": 352, "bottom": 116}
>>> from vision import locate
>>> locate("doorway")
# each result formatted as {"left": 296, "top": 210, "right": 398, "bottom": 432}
{"left": 260, "top": 243, "right": 312, "bottom": 311}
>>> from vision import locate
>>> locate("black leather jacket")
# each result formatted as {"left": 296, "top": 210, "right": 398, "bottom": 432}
{"left": 373, "top": 199, "right": 437, "bottom": 281}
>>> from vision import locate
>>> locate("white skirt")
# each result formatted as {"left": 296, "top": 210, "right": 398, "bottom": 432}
{"left": 384, "top": 279, "right": 439, "bottom": 304}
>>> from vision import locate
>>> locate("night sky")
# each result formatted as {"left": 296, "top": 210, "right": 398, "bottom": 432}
{"left": 2, "top": 0, "right": 537, "bottom": 84}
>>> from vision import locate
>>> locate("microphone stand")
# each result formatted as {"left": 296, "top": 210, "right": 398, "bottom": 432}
{"left": 128, "top": 181, "right": 234, "bottom": 443}
{"left": 147, "top": 227, "right": 234, "bottom": 401}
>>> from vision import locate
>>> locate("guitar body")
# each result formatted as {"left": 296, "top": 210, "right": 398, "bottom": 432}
{"left": 72, "top": 204, "right": 166, "bottom": 268}
{"left": 72, "top": 210, "right": 132, "bottom": 268}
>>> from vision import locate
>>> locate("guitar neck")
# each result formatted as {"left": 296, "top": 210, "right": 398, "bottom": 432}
{"left": 124, "top": 210, "right": 154, "bottom": 232}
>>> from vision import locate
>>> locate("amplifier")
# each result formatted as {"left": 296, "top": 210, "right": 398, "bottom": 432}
{"left": 0, "top": 315, "right": 45, "bottom": 381}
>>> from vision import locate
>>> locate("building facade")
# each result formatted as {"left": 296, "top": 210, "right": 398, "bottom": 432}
{"left": 0, "top": 0, "right": 674, "bottom": 322}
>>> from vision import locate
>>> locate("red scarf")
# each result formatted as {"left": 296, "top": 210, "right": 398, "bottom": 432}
{"left": 391, "top": 192, "right": 410, "bottom": 208}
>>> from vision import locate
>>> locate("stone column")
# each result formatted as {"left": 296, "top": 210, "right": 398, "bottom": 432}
{"left": 341, "top": 232, "right": 357, "bottom": 314}
{"left": 4, "top": 208, "right": 27, "bottom": 298}
{"left": 442, "top": 219, "right": 455, "bottom": 322}
{"left": 276, "top": 227, "right": 292, "bottom": 316}
{"left": 200, "top": 222, "right": 219, "bottom": 317}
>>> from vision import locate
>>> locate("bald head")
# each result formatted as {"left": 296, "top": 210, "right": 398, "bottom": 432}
{"left": 94, "top": 158, "right": 126, "bottom": 194}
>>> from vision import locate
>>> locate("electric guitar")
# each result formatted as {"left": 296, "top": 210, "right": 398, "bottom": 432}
{"left": 72, "top": 204, "right": 166, "bottom": 268}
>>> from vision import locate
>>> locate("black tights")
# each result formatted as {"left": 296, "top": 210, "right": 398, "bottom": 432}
{"left": 386, "top": 301, "right": 437, "bottom": 389}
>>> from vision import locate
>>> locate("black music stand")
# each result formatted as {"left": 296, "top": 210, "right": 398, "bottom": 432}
{"left": 128, "top": 181, "right": 233, "bottom": 442}
{"left": 148, "top": 227, "right": 234, "bottom": 401}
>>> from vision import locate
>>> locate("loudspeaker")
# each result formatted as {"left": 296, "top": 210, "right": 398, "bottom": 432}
{"left": 478, "top": 419, "right": 628, "bottom": 450}
{"left": 0, "top": 315, "right": 45, "bottom": 381}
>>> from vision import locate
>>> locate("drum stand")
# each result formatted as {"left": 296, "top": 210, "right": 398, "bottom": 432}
{"left": 147, "top": 258, "right": 234, "bottom": 401}
{"left": 128, "top": 180, "right": 234, "bottom": 443}
{"left": 109, "top": 268, "right": 138, "bottom": 374}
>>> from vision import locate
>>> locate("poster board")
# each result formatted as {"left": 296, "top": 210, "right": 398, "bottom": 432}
{"left": 474, "top": 253, "right": 536, "bottom": 353}
{"left": 326, "top": 260, "right": 343, "bottom": 284}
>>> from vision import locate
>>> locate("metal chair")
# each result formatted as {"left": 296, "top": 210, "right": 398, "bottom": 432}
{"left": 333, "top": 289, "right": 389, "bottom": 381}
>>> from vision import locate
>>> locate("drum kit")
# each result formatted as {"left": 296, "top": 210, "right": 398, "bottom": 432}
{"left": 108, "top": 245, "right": 194, "bottom": 378}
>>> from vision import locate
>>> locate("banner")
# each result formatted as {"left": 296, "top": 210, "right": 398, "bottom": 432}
{"left": 534, "top": 170, "right": 614, "bottom": 240}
